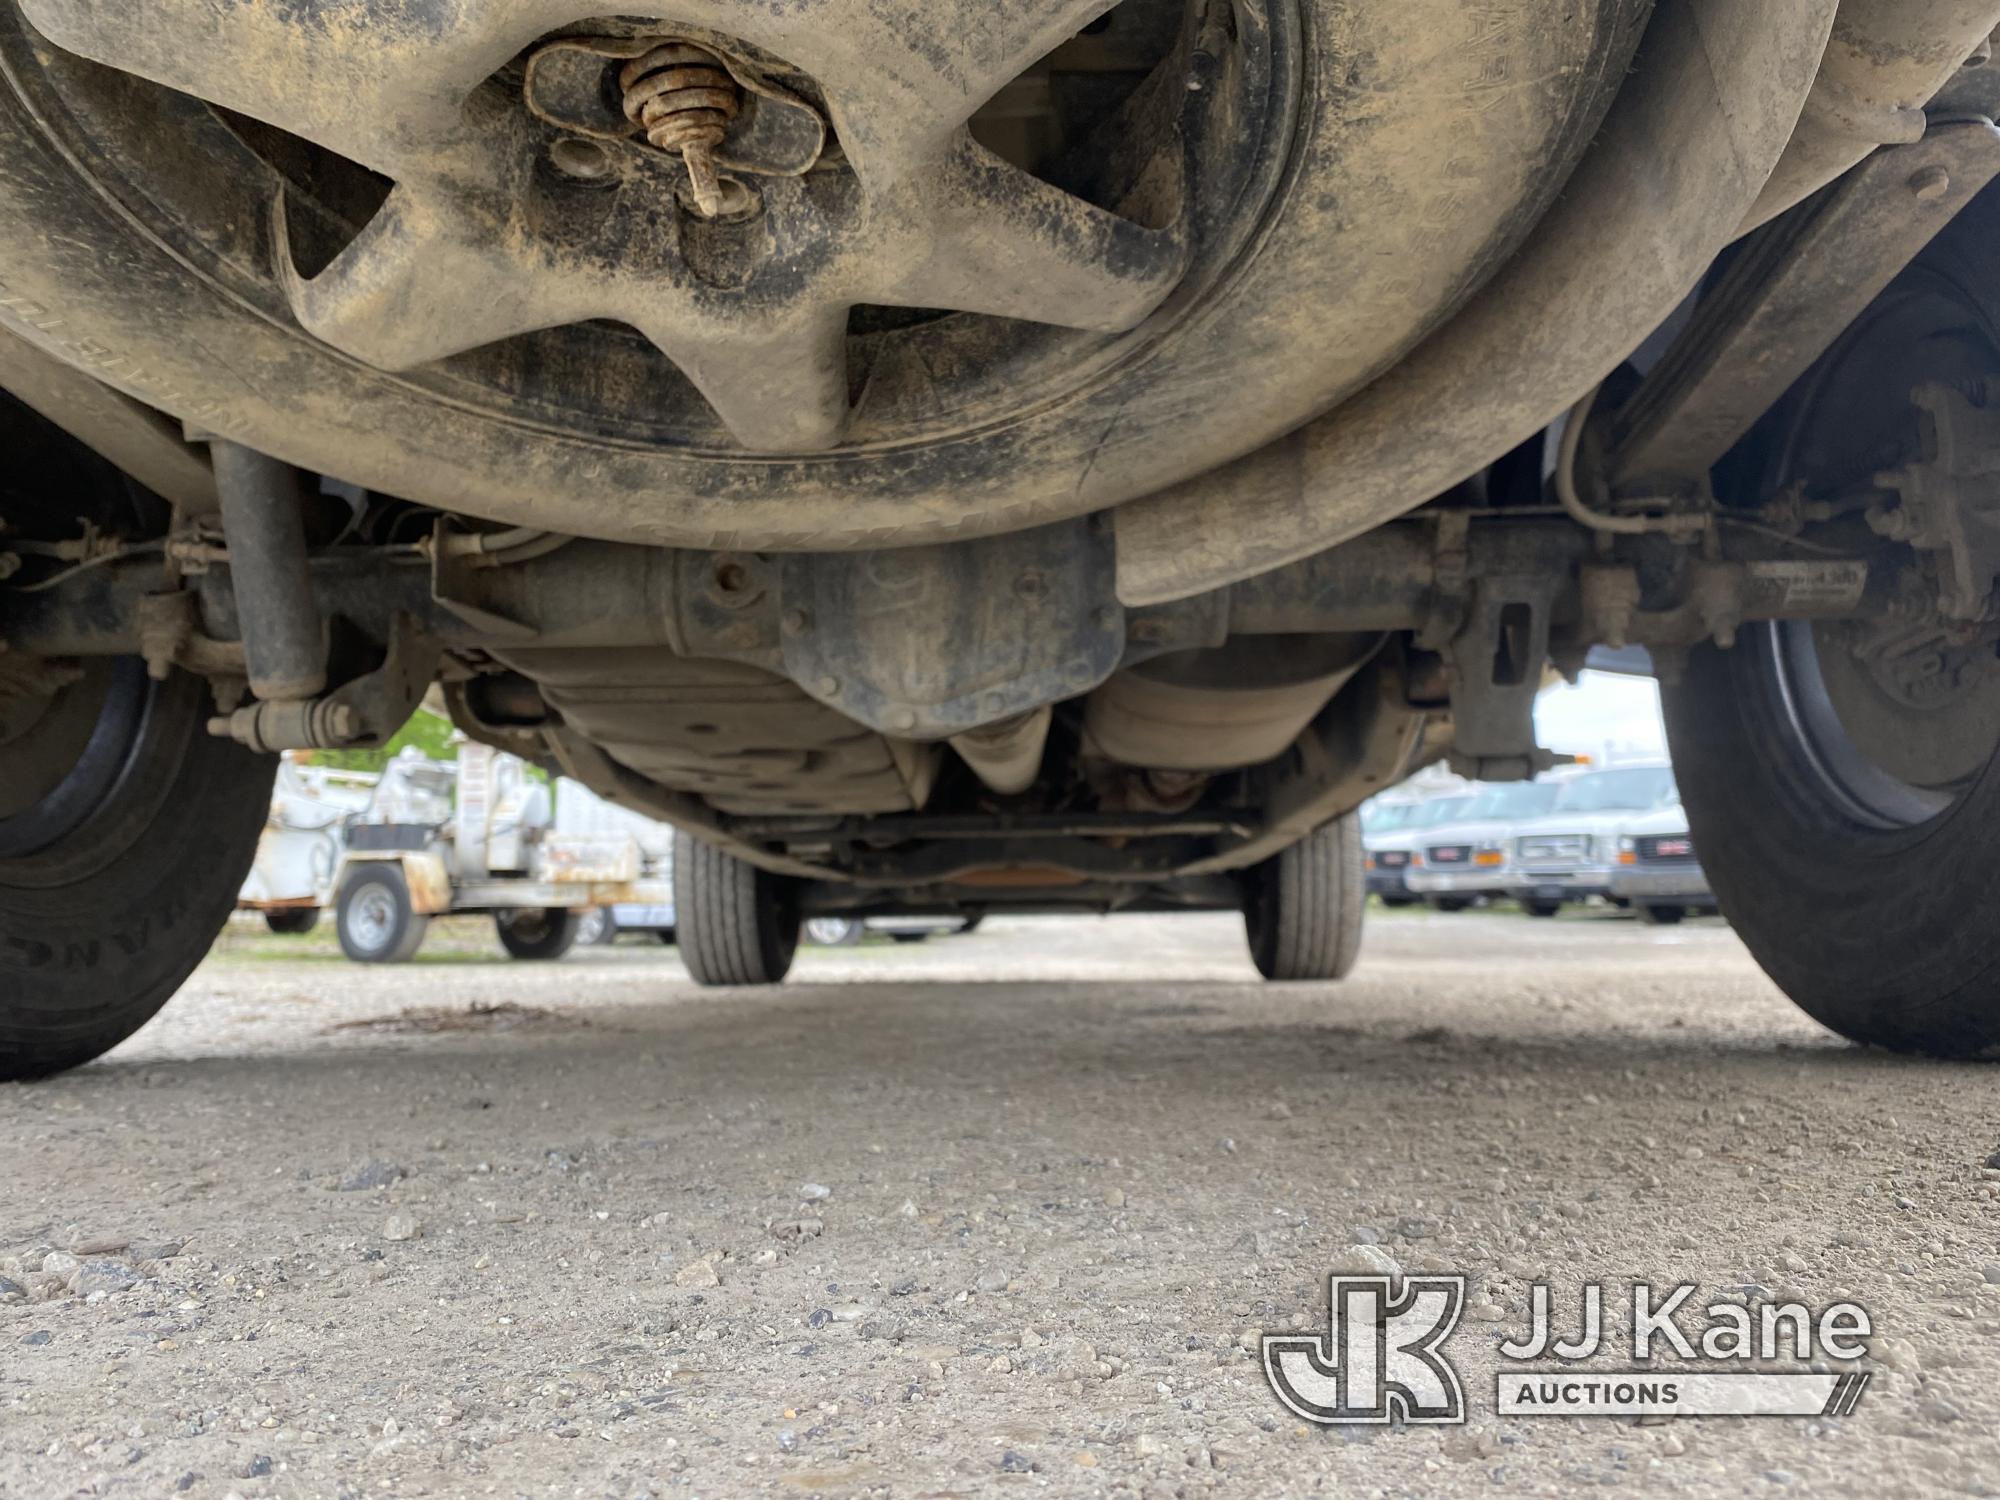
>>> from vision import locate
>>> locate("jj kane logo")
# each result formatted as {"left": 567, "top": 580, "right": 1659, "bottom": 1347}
{"left": 1264, "top": 1275, "right": 1874, "bottom": 1424}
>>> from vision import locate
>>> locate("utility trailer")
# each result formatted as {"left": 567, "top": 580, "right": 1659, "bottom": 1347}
{"left": 237, "top": 740, "right": 675, "bottom": 963}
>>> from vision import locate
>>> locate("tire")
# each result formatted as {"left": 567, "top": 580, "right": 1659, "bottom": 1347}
{"left": 1426, "top": 896, "right": 1475, "bottom": 913}
{"left": 1665, "top": 633, "right": 2000, "bottom": 1056}
{"left": 495, "top": 907, "right": 580, "bottom": 961}
{"left": 1636, "top": 904, "right": 1685, "bottom": 926}
{"left": 263, "top": 907, "right": 321, "bottom": 936}
{"left": 1378, "top": 894, "right": 1418, "bottom": 909}
{"left": 0, "top": 664, "right": 276, "bottom": 1080}
{"left": 803, "top": 916, "right": 863, "bottom": 947}
{"left": 673, "top": 832, "right": 799, "bottom": 986}
{"left": 1523, "top": 900, "right": 1563, "bottom": 918}
{"left": 1243, "top": 814, "right": 1364, "bottom": 982}
{"left": 575, "top": 907, "right": 616, "bottom": 946}
{"left": 1660, "top": 189, "right": 2000, "bottom": 1056}
{"left": 0, "top": 0, "right": 1644, "bottom": 549}
{"left": 334, "top": 864, "right": 428, "bottom": 964}
{"left": 656, "top": 928, "right": 677, "bottom": 946}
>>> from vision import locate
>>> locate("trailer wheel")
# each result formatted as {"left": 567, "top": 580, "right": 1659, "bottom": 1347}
{"left": 495, "top": 908, "right": 580, "bottom": 961}
{"left": 1243, "top": 814, "right": 1365, "bottom": 982}
{"left": 335, "top": 864, "right": 428, "bottom": 963}
{"left": 673, "top": 832, "right": 799, "bottom": 986}
{"left": 0, "top": 660, "right": 275, "bottom": 1079}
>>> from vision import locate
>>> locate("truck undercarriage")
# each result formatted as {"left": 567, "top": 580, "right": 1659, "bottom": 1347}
{"left": 6, "top": 0, "right": 2000, "bottom": 1070}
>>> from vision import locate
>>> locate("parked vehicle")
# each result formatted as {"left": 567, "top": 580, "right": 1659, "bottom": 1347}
{"left": 238, "top": 757, "right": 379, "bottom": 935}
{"left": 802, "top": 914, "right": 983, "bottom": 946}
{"left": 1407, "top": 781, "right": 1562, "bottom": 911}
{"left": 1506, "top": 766, "right": 1680, "bottom": 917}
{"left": 575, "top": 905, "right": 677, "bottom": 946}
{"left": 562, "top": 783, "right": 678, "bottom": 945}
{"left": 1609, "top": 801, "right": 1716, "bottom": 925}
{"left": 12, "top": 1, "right": 2000, "bottom": 1069}
{"left": 1360, "top": 798, "right": 1423, "bottom": 906}
{"left": 1364, "top": 793, "right": 1476, "bottom": 907}
{"left": 237, "top": 743, "right": 677, "bottom": 963}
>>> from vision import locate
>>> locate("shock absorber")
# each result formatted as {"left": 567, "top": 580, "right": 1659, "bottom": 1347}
{"left": 620, "top": 42, "right": 741, "bottom": 217}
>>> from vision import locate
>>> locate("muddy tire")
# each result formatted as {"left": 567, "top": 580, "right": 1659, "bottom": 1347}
{"left": 0, "top": 664, "right": 275, "bottom": 1080}
{"left": 334, "top": 864, "right": 428, "bottom": 964}
{"left": 1666, "top": 633, "right": 2000, "bottom": 1057}
{"left": 1243, "top": 815, "right": 1364, "bottom": 982}
{"left": 673, "top": 832, "right": 799, "bottom": 986}
{"left": 0, "top": 0, "right": 1645, "bottom": 549}
{"left": 495, "top": 908, "right": 580, "bottom": 961}
{"left": 1665, "top": 195, "right": 2000, "bottom": 1057}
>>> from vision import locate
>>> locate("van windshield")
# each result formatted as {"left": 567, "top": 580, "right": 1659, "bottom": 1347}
{"left": 1550, "top": 767, "right": 1676, "bottom": 813}
{"left": 1361, "top": 801, "right": 1414, "bottom": 833}
{"left": 1460, "top": 782, "right": 1560, "bottom": 821}
{"left": 1410, "top": 795, "right": 1477, "bottom": 828}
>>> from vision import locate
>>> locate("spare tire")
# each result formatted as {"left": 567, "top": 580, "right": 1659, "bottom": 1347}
{"left": 0, "top": 0, "right": 1645, "bottom": 547}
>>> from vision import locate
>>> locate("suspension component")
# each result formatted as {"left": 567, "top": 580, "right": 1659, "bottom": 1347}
{"left": 620, "top": 42, "right": 741, "bottom": 217}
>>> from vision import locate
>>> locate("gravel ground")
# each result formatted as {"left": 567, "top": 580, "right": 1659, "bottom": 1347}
{"left": 3, "top": 907, "right": 1998, "bottom": 1499}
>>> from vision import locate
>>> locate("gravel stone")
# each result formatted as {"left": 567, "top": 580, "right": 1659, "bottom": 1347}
{"left": 336, "top": 1160, "right": 408, "bottom": 1191}
{"left": 675, "top": 1258, "right": 720, "bottom": 1288}
{"left": 68, "top": 1261, "right": 139, "bottom": 1296}
{"left": 381, "top": 1212, "right": 421, "bottom": 1242}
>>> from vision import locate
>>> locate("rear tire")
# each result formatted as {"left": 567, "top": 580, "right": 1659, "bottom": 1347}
{"left": 1636, "top": 904, "right": 1686, "bottom": 926}
{"left": 1523, "top": 900, "right": 1563, "bottom": 918}
{"left": 673, "top": 832, "right": 799, "bottom": 985}
{"left": 1662, "top": 197, "right": 2000, "bottom": 1057}
{"left": 263, "top": 907, "right": 320, "bottom": 936}
{"left": 0, "top": 665, "right": 275, "bottom": 1079}
{"left": 1426, "top": 895, "right": 1475, "bottom": 913}
{"left": 495, "top": 908, "right": 580, "bottom": 961}
{"left": 1666, "top": 633, "right": 2000, "bottom": 1056}
{"left": 1244, "top": 814, "right": 1365, "bottom": 981}
{"left": 334, "top": 864, "right": 428, "bottom": 964}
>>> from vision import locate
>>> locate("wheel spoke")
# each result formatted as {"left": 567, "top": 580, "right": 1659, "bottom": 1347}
{"left": 757, "top": 0, "right": 1121, "bottom": 189}
{"left": 280, "top": 180, "right": 580, "bottom": 369}
{"left": 642, "top": 303, "right": 854, "bottom": 452}
{"left": 875, "top": 138, "right": 1187, "bottom": 332}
